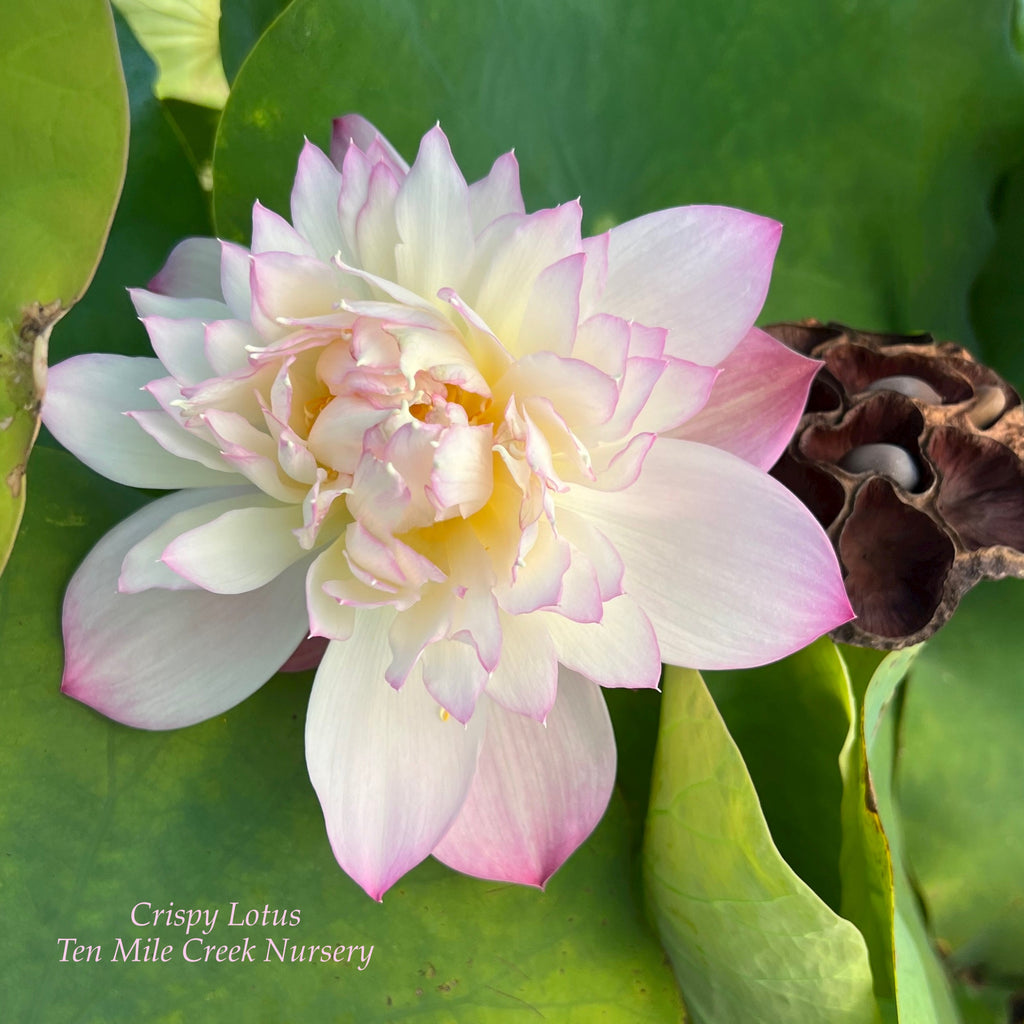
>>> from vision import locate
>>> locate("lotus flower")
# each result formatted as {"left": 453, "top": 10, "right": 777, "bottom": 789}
{"left": 43, "top": 116, "right": 852, "bottom": 900}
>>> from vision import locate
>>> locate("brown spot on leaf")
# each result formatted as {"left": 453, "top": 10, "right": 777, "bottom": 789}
{"left": 5, "top": 466, "right": 25, "bottom": 499}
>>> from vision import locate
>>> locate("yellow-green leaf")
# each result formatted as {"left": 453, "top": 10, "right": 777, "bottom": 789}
{"left": 0, "top": 0, "right": 128, "bottom": 574}
{"left": 644, "top": 667, "right": 878, "bottom": 1024}
{"left": 112, "top": 0, "right": 229, "bottom": 107}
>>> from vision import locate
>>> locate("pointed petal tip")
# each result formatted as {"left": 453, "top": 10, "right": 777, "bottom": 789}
{"left": 418, "top": 121, "right": 455, "bottom": 156}
{"left": 335, "top": 852, "right": 404, "bottom": 904}
{"left": 359, "top": 877, "right": 387, "bottom": 903}
{"left": 59, "top": 664, "right": 78, "bottom": 699}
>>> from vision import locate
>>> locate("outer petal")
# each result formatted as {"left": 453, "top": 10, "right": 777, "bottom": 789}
{"left": 126, "top": 409, "right": 229, "bottom": 473}
{"left": 160, "top": 501, "right": 307, "bottom": 595}
{"left": 330, "top": 114, "right": 409, "bottom": 175}
{"left": 467, "top": 150, "right": 525, "bottom": 235}
{"left": 290, "top": 140, "right": 345, "bottom": 261}
{"left": 394, "top": 124, "right": 474, "bottom": 297}
{"left": 147, "top": 237, "right": 225, "bottom": 300}
{"left": 561, "top": 439, "right": 854, "bottom": 669}
{"left": 420, "top": 638, "right": 488, "bottom": 724}
{"left": 355, "top": 161, "right": 402, "bottom": 281}
{"left": 250, "top": 201, "right": 316, "bottom": 257}
{"left": 669, "top": 327, "right": 821, "bottom": 470}
{"left": 306, "top": 611, "right": 485, "bottom": 900}
{"left": 250, "top": 251, "right": 348, "bottom": 327}
{"left": 432, "top": 670, "right": 616, "bottom": 887}
{"left": 219, "top": 241, "right": 253, "bottom": 319}
{"left": 119, "top": 486, "right": 259, "bottom": 593}
{"left": 471, "top": 203, "right": 583, "bottom": 347}
{"left": 516, "top": 253, "right": 584, "bottom": 357}
{"left": 129, "top": 288, "right": 231, "bottom": 322}
{"left": 43, "top": 354, "right": 234, "bottom": 489}
{"left": 305, "top": 540, "right": 357, "bottom": 641}
{"left": 593, "top": 205, "right": 781, "bottom": 365}
{"left": 142, "top": 316, "right": 214, "bottom": 385}
{"left": 61, "top": 489, "right": 310, "bottom": 729}
{"left": 541, "top": 594, "right": 662, "bottom": 688}
{"left": 483, "top": 612, "right": 558, "bottom": 721}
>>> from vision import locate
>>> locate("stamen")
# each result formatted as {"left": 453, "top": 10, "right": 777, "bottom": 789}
{"left": 303, "top": 392, "right": 332, "bottom": 429}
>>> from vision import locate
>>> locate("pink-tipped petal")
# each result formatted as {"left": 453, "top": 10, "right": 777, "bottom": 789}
{"left": 142, "top": 316, "right": 214, "bottom": 385}
{"left": 561, "top": 438, "right": 855, "bottom": 669}
{"left": 291, "top": 140, "right": 345, "bottom": 261}
{"left": 669, "top": 327, "right": 821, "bottom": 470}
{"left": 428, "top": 423, "right": 494, "bottom": 517}
{"left": 306, "top": 612, "right": 485, "bottom": 900}
{"left": 542, "top": 595, "right": 662, "bottom": 688}
{"left": 148, "top": 237, "right": 225, "bottom": 300}
{"left": 471, "top": 203, "right": 583, "bottom": 347}
{"left": 596, "top": 205, "right": 782, "bottom": 365}
{"left": 354, "top": 161, "right": 401, "bottom": 280}
{"left": 119, "top": 486, "right": 258, "bottom": 593}
{"left": 305, "top": 541, "right": 357, "bottom": 641}
{"left": 330, "top": 114, "right": 409, "bottom": 175}
{"left": 43, "top": 354, "right": 231, "bottom": 489}
{"left": 420, "top": 638, "right": 488, "bottom": 724}
{"left": 432, "top": 670, "right": 616, "bottom": 886}
{"left": 517, "top": 253, "right": 585, "bottom": 357}
{"left": 251, "top": 201, "right": 317, "bottom": 257}
{"left": 161, "top": 501, "right": 307, "bottom": 594}
{"left": 571, "top": 312, "right": 631, "bottom": 377}
{"left": 555, "top": 510, "right": 624, "bottom": 602}
{"left": 126, "top": 409, "right": 231, "bottom": 475}
{"left": 129, "top": 288, "right": 231, "bottom": 322}
{"left": 204, "top": 318, "right": 260, "bottom": 377}
{"left": 219, "top": 241, "right": 253, "bottom": 319}
{"left": 627, "top": 357, "right": 717, "bottom": 436}
{"left": 384, "top": 590, "right": 452, "bottom": 687}
{"left": 250, "top": 251, "right": 348, "bottom": 327}
{"left": 494, "top": 351, "right": 618, "bottom": 432}
{"left": 484, "top": 612, "right": 558, "bottom": 721}
{"left": 579, "top": 231, "right": 609, "bottom": 319}
{"left": 61, "top": 489, "right": 310, "bottom": 729}
{"left": 394, "top": 125, "right": 474, "bottom": 297}
{"left": 468, "top": 150, "right": 525, "bottom": 235}
{"left": 496, "top": 525, "right": 571, "bottom": 615}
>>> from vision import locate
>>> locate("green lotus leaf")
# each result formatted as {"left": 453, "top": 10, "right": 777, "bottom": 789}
{"left": 644, "top": 666, "right": 877, "bottom": 1024}
{"left": 0, "top": 0, "right": 128, "bottom": 575}
{"left": 111, "top": 0, "right": 229, "bottom": 107}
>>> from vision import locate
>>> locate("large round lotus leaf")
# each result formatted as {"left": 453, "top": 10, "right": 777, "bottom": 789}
{"left": 0, "top": 447, "right": 685, "bottom": 1023}
{"left": 111, "top": 0, "right": 229, "bottom": 107}
{"left": 899, "top": 580, "right": 1024, "bottom": 983}
{"left": 213, "top": 0, "right": 1024, "bottom": 346}
{"left": 0, "top": 0, "right": 127, "bottom": 572}
{"left": 47, "top": 13, "right": 212, "bottom": 368}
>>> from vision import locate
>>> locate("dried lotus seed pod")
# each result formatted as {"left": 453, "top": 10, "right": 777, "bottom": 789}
{"left": 766, "top": 320, "right": 1024, "bottom": 649}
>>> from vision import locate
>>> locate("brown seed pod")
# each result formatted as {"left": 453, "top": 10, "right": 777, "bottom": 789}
{"left": 766, "top": 320, "right": 1024, "bottom": 649}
